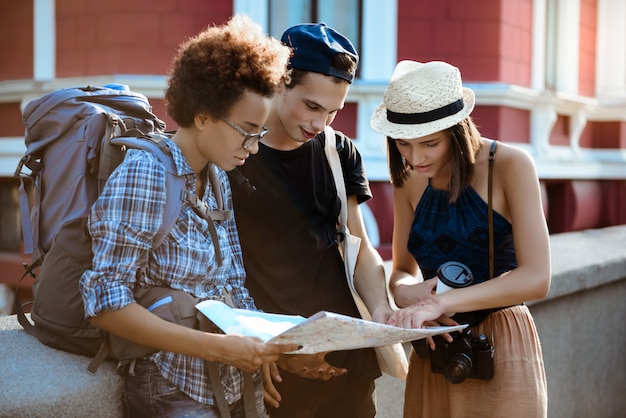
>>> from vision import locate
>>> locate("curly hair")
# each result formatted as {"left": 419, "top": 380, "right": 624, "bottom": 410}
{"left": 387, "top": 117, "right": 482, "bottom": 202}
{"left": 165, "top": 14, "right": 291, "bottom": 127}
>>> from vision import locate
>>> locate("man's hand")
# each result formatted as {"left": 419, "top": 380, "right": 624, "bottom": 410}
{"left": 261, "top": 353, "right": 347, "bottom": 409}
{"left": 262, "top": 362, "right": 282, "bottom": 408}
{"left": 277, "top": 352, "right": 347, "bottom": 380}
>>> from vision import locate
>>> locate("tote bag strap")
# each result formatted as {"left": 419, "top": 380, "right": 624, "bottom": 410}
{"left": 323, "top": 126, "right": 348, "bottom": 227}
{"left": 323, "top": 126, "right": 409, "bottom": 380}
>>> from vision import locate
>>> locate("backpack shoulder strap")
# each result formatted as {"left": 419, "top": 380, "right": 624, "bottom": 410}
{"left": 109, "top": 133, "right": 184, "bottom": 249}
{"left": 181, "top": 164, "right": 232, "bottom": 266}
{"left": 114, "top": 134, "right": 232, "bottom": 265}
{"left": 87, "top": 134, "right": 185, "bottom": 374}
{"left": 183, "top": 163, "right": 231, "bottom": 222}
{"left": 15, "top": 169, "right": 36, "bottom": 257}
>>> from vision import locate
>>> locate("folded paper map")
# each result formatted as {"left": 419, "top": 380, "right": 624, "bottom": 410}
{"left": 196, "top": 300, "right": 467, "bottom": 354}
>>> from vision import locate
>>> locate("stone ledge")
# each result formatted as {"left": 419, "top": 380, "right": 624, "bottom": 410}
{"left": 529, "top": 224, "right": 626, "bottom": 305}
{"left": 1, "top": 225, "right": 625, "bottom": 418}
{"left": 0, "top": 315, "right": 123, "bottom": 418}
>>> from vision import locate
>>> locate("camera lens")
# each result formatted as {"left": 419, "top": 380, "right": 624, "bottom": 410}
{"left": 444, "top": 353, "right": 473, "bottom": 384}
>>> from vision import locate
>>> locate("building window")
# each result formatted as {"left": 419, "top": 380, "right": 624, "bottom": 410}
{"left": 268, "top": 0, "right": 362, "bottom": 75}
{"left": 544, "top": 0, "right": 558, "bottom": 91}
{"left": 544, "top": 0, "right": 580, "bottom": 94}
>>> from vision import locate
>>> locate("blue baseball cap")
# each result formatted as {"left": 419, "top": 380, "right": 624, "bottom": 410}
{"left": 281, "top": 23, "right": 359, "bottom": 83}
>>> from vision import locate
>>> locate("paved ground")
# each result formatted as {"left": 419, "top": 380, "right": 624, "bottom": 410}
{"left": 375, "top": 372, "right": 406, "bottom": 417}
{"left": 0, "top": 284, "right": 13, "bottom": 316}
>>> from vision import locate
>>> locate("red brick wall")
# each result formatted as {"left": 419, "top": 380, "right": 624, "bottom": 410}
{"left": 0, "top": 2, "right": 33, "bottom": 80}
{"left": 549, "top": 115, "right": 571, "bottom": 146}
{"left": 471, "top": 106, "right": 531, "bottom": 144}
{"left": 0, "top": 104, "right": 25, "bottom": 136}
{"left": 397, "top": 0, "right": 533, "bottom": 86}
{"left": 368, "top": 182, "right": 394, "bottom": 260}
{"left": 546, "top": 180, "right": 605, "bottom": 233}
{"left": 56, "top": 0, "right": 233, "bottom": 77}
{"left": 332, "top": 102, "right": 358, "bottom": 140}
{"left": 587, "top": 122, "right": 626, "bottom": 149}
{"left": 604, "top": 181, "right": 626, "bottom": 226}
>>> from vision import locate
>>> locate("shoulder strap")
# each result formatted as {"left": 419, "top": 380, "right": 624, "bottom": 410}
{"left": 109, "top": 134, "right": 231, "bottom": 260}
{"left": 14, "top": 263, "right": 40, "bottom": 338}
{"left": 182, "top": 163, "right": 232, "bottom": 267}
{"left": 15, "top": 166, "right": 35, "bottom": 256}
{"left": 87, "top": 134, "right": 188, "bottom": 373}
{"left": 323, "top": 126, "right": 367, "bottom": 320}
{"left": 323, "top": 126, "right": 347, "bottom": 228}
{"left": 109, "top": 133, "right": 185, "bottom": 250}
{"left": 488, "top": 140, "right": 497, "bottom": 280}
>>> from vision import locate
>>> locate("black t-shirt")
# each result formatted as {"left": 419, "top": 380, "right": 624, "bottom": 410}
{"left": 232, "top": 131, "right": 371, "bottom": 318}
{"left": 232, "top": 130, "right": 379, "bottom": 373}
{"left": 233, "top": 130, "right": 380, "bottom": 374}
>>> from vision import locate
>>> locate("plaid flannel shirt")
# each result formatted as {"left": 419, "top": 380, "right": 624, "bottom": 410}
{"left": 81, "top": 137, "right": 256, "bottom": 405}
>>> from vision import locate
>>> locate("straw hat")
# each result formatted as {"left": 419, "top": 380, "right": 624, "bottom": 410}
{"left": 370, "top": 60, "right": 475, "bottom": 139}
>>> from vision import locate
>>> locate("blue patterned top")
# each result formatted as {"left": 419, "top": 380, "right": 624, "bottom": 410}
{"left": 408, "top": 184, "right": 517, "bottom": 324}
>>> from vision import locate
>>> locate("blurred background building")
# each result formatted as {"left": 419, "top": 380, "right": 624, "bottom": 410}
{"left": 1, "top": 0, "right": 625, "bottom": 305}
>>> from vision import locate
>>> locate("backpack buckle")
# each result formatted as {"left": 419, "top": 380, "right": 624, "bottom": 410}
{"left": 14, "top": 155, "right": 42, "bottom": 178}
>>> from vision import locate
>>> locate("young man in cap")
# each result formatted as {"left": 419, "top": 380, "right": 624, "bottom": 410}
{"left": 231, "top": 23, "right": 393, "bottom": 418}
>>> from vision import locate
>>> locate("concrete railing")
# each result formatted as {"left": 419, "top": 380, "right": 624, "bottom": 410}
{"left": 525, "top": 225, "right": 626, "bottom": 418}
{"left": 1, "top": 225, "right": 625, "bottom": 418}
{"left": 0, "top": 318, "right": 123, "bottom": 417}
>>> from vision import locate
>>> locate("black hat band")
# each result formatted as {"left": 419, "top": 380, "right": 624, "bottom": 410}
{"left": 386, "top": 98, "right": 464, "bottom": 125}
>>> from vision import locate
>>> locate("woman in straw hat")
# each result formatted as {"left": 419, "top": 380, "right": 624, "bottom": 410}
{"left": 371, "top": 60, "right": 549, "bottom": 417}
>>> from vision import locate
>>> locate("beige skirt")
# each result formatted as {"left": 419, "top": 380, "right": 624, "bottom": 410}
{"left": 403, "top": 305, "right": 547, "bottom": 418}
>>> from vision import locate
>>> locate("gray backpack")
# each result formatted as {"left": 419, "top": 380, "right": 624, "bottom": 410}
{"left": 13, "top": 85, "right": 227, "bottom": 365}
{"left": 13, "top": 86, "right": 257, "bottom": 416}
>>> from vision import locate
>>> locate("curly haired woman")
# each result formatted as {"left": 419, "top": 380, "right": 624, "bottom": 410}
{"left": 80, "top": 15, "right": 296, "bottom": 418}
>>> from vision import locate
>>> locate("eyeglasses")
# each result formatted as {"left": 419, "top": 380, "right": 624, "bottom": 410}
{"left": 221, "top": 118, "right": 269, "bottom": 149}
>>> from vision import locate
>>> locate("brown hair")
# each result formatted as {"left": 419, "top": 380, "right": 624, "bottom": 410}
{"left": 165, "top": 14, "right": 290, "bottom": 127}
{"left": 285, "top": 52, "right": 357, "bottom": 89}
{"left": 387, "top": 117, "right": 482, "bottom": 202}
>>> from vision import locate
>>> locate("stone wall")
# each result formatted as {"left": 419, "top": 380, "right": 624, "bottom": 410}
{"left": 1, "top": 225, "right": 625, "bottom": 418}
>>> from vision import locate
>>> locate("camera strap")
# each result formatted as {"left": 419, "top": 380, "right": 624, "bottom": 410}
{"left": 477, "top": 140, "right": 520, "bottom": 325}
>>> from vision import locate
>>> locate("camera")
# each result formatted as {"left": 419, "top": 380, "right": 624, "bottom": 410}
{"left": 429, "top": 328, "right": 494, "bottom": 384}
